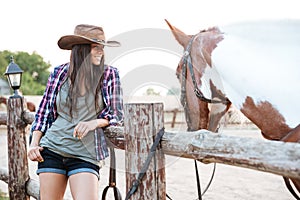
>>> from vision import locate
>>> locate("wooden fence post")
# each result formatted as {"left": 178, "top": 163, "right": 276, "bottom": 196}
{"left": 171, "top": 108, "right": 178, "bottom": 128}
{"left": 124, "top": 103, "right": 166, "bottom": 200}
{"left": 6, "top": 96, "right": 30, "bottom": 200}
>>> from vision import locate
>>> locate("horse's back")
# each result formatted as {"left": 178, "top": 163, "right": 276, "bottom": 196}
{"left": 212, "top": 19, "right": 300, "bottom": 128}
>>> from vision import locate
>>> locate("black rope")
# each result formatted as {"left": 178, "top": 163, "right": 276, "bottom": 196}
{"left": 166, "top": 193, "right": 173, "bottom": 200}
{"left": 101, "top": 147, "right": 122, "bottom": 200}
{"left": 165, "top": 161, "right": 217, "bottom": 200}
{"left": 125, "top": 128, "right": 165, "bottom": 200}
{"left": 179, "top": 35, "right": 219, "bottom": 200}
{"left": 194, "top": 160, "right": 202, "bottom": 200}
{"left": 283, "top": 177, "right": 300, "bottom": 200}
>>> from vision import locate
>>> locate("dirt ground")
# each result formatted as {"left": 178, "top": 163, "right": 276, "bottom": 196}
{"left": 0, "top": 125, "right": 296, "bottom": 200}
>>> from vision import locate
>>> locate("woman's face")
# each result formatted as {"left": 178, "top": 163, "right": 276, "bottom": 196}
{"left": 91, "top": 44, "right": 104, "bottom": 65}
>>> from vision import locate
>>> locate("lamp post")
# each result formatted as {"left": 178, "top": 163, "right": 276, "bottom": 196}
{"left": 3, "top": 56, "right": 30, "bottom": 199}
{"left": 4, "top": 56, "right": 23, "bottom": 98}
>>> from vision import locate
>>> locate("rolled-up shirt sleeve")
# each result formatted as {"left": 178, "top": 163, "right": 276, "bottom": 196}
{"left": 99, "top": 66, "right": 124, "bottom": 126}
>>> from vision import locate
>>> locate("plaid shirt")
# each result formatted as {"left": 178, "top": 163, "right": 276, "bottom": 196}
{"left": 30, "top": 63, "right": 123, "bottom": 160}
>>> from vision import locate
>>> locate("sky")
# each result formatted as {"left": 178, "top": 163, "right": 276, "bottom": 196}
{"left": 1, "top": 0, "right": 299, "bottom": 66}
{"left": 1, "top": 0, "right": 300, "bottom": 95}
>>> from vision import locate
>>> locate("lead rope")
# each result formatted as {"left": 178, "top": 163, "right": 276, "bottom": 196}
{"left": 179, "top": 35, "right": 219, "bottom": 200}
{"left": 101, "top": 147, "right": 122, "bottom": 200}
{"left": 194, "top": 160, "right": 202, "bottom": 200}
{"left": 103, "top": 128, "right": 215, "bottom": 200}
{"left": 125, "top": 128, "right": 165, "bottom": 200}
{"left": 283, "top": 177, "right": 300, "bottom": 200}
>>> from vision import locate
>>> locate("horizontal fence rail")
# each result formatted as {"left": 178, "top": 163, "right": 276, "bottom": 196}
{"left": 1, "top": 111, "right": 300, "bottom": 179}
{"left": 1, "top": 106, "right": 300, "bottom": 199}
{"left": 104, "top": 126, "right": 300, "bottom": 180}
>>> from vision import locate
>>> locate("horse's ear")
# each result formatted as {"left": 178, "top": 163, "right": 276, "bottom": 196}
{"left": 165, "top": 19, "right": 190, "bottom": 47}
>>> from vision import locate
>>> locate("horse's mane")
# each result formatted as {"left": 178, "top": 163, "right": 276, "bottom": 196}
{"left": 200, "top": 26, "right": 222, "bottom": 33}
{"left": 197, "top": 26, "right": 224, "bottom": 65}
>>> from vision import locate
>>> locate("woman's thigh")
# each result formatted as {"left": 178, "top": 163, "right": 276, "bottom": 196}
{"left": 69, "top": 172, "right": 99, "bottom": 200}
{"left": 39, "top": 172, "right": 68, "bottom": 200}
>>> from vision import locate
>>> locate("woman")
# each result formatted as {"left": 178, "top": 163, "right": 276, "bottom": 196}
{"left": 27, "top": 24, "right": 123, "bottom": 200}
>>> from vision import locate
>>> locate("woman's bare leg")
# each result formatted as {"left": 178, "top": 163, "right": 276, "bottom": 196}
{"left": 69, "top": 172, "right": 99, "bottom": 200}
{"left": 39, "top": 173, "right": 68, "bottom": 200}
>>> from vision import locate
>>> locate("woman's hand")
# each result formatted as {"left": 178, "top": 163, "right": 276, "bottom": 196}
{"left": 73, "top": 119, "right": 109, "bottom": 139}
{"left": 28, "top": 130, "right": 44, "bottom": 162}
{"left": 27, "top": 145, "right": 44, "bottom": 162}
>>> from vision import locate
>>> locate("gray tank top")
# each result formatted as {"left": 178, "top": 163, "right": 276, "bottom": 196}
{"left": 40, "top": 79, "right": 104, "bottom": 166}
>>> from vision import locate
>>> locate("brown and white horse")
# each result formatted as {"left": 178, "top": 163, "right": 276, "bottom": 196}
{"left": 166, "top": 19, "right": 300, "bottom": 198}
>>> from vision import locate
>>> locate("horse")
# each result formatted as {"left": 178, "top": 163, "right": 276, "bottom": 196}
{"left": 0, "top": 96, "right": 36, "bottom": 112}
{"left": 165, "top": 19, "right": 300, "bottom": 199}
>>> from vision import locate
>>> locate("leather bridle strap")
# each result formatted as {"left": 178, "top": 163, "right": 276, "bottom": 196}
{"left": 101, "top": 147, "right": 122, "bottom": 200}
{"left": 125, "top": 128, "right": 165, "bottom": 200}
{"left": 194, "top": 160, "right": 202, "bottom": 200}
{"left": 180, "top": 35, "right": 218, "bottom": 199}
{"left": 182, "top": 35, "right": 229, "bottom": 104}
{"left": 283, "top": 177, "right": 300, "bottom": 200}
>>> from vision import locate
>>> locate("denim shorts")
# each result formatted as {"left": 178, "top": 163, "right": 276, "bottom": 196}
{"left": 37, "top": 147, "right": 100, "bottom": 179}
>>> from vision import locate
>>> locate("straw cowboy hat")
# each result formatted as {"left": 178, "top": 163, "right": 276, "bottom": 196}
{"left": 58, "top": 24, "right": 120, "bottom": 50}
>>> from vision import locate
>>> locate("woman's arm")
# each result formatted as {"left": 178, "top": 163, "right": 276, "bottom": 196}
{"left": 73, "top": 118, "right": 109, "bottom": 139}
{"left": 27, "top": 130, "right": 44, "bottom": 162}
{"left": 99, "top": 65, "right": 124, "bottom": 126}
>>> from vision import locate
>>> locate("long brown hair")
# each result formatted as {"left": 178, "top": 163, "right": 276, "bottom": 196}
{"left": 66, "top": 44, "right": 105, "bottom": 117}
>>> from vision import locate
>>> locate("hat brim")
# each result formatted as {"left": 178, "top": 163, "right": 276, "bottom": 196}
{"left": 58, "top": 35, "right": 121, "bottom": 50}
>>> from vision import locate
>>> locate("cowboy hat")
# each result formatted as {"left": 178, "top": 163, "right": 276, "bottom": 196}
{"left": 58, "top": 24, "right": 121, "bottom": 50}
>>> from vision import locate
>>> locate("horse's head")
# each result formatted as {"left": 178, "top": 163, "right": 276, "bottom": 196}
{"left": 166, "top": 20, "right": 231, "bottom": 132}
{"left": 167, "top": 20, "right": 300, "bottom": 197}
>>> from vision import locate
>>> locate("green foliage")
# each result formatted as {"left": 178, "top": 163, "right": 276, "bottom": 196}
{"left": 0, "top": 50, "right": 51, "bottom": 95}
{"left": 0, "top": 189, "right": 8, "bottom": 199}
{"left": 144, "top": 87, "right": 161, "bottom": 96}
{"left": 0, "top": 195, "right": 9, "bottom": 200}
{"left": 167, "top": 87, "right": 180, "bottom": 96}
{"left": 0, "top": 53, "right": 8, "bottom": 76}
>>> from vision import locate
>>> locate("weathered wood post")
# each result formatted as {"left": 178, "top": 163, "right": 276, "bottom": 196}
{"left": 6, "top": 96, "right": 30, "bottom": 200}
{"left": 171, "top": 108, "right": 178, "bottom": 128}
{"left": 124, "top": 103, "right": 166, "bottom": 200}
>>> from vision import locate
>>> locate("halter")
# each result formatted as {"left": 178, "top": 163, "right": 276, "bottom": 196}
{"left": 179, "top": 34, "right": 228, "bottom": 200}
{"left": 180, "top": 35, "right": 230, "bottom": 105}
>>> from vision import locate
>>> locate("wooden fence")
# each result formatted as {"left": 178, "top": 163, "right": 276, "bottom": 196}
{"left": 0, "top": 98, "right": 300, "bottom": 199}
{"left": 164, "top": 108, "right": 185, "bottom": 128}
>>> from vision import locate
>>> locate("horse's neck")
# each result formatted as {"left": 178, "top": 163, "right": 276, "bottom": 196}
{"left": 210, "top": 20, "right": 300, "bottom": 128}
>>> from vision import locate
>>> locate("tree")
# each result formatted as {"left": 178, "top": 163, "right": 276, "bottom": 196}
{"left": 144, "top": 87, "right": 161, "bottom": 96}
{"left": 166, "top": 87, "right": 180, "bottom": 96}
{"left": 0, "top": 50, "right": 51, "bottom": 95}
